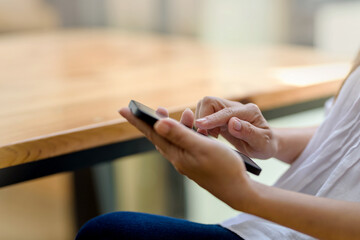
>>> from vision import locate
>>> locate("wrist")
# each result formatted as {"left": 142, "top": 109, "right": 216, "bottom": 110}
{"left": 231, "top": 180, "right": 272, "bottom": 218}
{"left": 229, "top": 177, "right": 260, "bottom": 212}
{"left": 272, "top": 127, "right": 316, "bottom": 164}
{"left": 272, "top": 128, "right": 297, "bottom": 163}
{"left": 273, "top": 128, "right": 284, "bottom": 160}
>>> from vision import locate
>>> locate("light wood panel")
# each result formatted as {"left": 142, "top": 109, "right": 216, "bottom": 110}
{"left": 0, "top": 30, "right": 350, "bottom": 168}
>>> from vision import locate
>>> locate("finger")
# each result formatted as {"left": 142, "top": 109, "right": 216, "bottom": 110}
{"left": 196, "top": 104, "right": 256, "bottom": 130}
{"left": 195, "top": 96, "right": 229, "bottom": 121}
{"left": 120, "top": 107, "right": 194, "bottom": 170}
{"left": 197, "top": 128, "right": 208, "bottom": 136}
{"left": 220, "top": 130, "right": 251, "bottom": 156}
{"left": 156, "top": 107, "right": 169, "bottom": 118}
{"left": 228, "top": 117, "right": 269, "bottom": 147}
{"left": 196, "top": 98, "right": 218, "bottom": 135}
{"left": 208, "top": 128, "right": 220, "bottom": 138}
{"left": 154, "top": 118, "right": 211, "bottom": 152}
{"left": 195, "top": 107, "right": 234, "bottom": 129}
{"left": 196, "top": 99, "right": 216, "bottom": 123}
{"left": 119, "top": 107, "right": 175, "bottom": 152}
{"left": 180, "top": 108, "right": 195, "bottom": 128}
{"left": 195, "top": 97, "right": 230, "bottom": 137}
{"left": 119, "top": 107, "right": 159, "bottom": 138}
{"left": 194, "top": 101, "right": 209, "bottom": 135}
{"left": 195, "top": 100, "right": 201, "bottom": 121}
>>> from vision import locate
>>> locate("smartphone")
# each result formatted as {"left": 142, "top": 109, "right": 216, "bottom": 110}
{"left": 129, "top": 100, "right": 262, "bottom": 176}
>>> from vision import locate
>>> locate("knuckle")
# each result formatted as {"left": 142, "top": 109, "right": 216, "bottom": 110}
{"left": 245, "top": 103, "right": 260, "bottom": 113}
{"left": 245, "top": 103, "right": 265, "bottom": 123}
{"left": 222, "top": 107, "right": 234, "bottom": 117}
{"left": 202, "top": 96, "right": 215, "bottom": 104}
{"left": 172, "top": 132, "right": 186, "bottom": 144}
{"left": 196, "top": 101, "right": 201, "bottom": 110}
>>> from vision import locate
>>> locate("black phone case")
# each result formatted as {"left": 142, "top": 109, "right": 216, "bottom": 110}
{"left": 129, "top": 100, "right": 262, "bottom": 175}
{"left": 129, "top": 100, "right": 160, "bottom": 126}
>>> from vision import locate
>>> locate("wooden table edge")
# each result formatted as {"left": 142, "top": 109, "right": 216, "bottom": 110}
{"left": 0, "top": 79, "right": 343, "bottom": 169}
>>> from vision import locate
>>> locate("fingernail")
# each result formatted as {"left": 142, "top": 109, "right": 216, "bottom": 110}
{"left": 155, "top": 121, "right": 170, "bottom": 135}
{"left": 234, "top": 119, "right": 242, "bottom": 131}
{"left": 196, "top": 118, "right": 207, "bottom": 124}
{"left": 118, "top": 107, "right": 125, "bottom": 114}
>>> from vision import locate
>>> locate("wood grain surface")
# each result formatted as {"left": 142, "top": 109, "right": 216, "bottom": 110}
{"left": 0, "top": 30, "right": 351, "bottom": 168}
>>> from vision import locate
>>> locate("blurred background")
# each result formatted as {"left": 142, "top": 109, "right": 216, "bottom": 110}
{"left": 0, "top": 0, "right": 359, "bottom": 239}
{"left": 1, "top": 0, "right": 360, "bottom": 53}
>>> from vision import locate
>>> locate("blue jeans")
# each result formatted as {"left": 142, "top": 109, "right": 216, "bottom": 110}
{"left": 76, "top": 211, "right": 243, "bottom": 240}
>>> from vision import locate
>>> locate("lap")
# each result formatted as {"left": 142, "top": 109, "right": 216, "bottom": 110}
{"left": 76, "top": 211, "right": 242, "bottom": 240}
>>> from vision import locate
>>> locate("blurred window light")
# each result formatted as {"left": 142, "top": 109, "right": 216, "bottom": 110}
{"left": 315, "top": 1, "right": 360, "bottom": 57}
{"left": 273, "top": 62, "right": 351, "bottom": 86}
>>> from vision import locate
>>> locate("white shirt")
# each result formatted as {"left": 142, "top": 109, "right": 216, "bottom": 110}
{"left": 221, "top": 66, "right": 360, "bottom": 239}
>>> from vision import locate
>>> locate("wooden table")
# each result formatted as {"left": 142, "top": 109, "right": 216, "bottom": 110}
{"left": 0, "top": 29, "right": 351, "bottom": 186}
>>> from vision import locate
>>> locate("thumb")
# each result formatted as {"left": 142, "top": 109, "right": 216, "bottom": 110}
{"left": 228, "top": 117, "right": 268, "bottom": 147}
{"left": 154, "top": 118, "right": 210, "bottom": 151}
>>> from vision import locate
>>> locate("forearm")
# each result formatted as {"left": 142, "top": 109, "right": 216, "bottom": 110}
{"left": 238, "top": 182, "right": 360, "bottom": 240}
{"left": 273, "top": 126, "right": 317, "bottom": 164}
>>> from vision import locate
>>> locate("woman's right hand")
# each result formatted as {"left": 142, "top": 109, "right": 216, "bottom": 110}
{"left": 194, "top": 96, "right": 278, "bottom": 159}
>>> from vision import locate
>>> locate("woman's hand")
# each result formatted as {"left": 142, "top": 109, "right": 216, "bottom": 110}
{"left": 119, "top": 107, "right": 254, "bottom": 210}
{"left": 195, "top": 96, "right": 278, "bottom": 159}
{"left": 120, "top": 105, "right": 360, "bottom": 240}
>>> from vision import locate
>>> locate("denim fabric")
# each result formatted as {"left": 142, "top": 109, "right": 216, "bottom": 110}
{"left": 76, "top": 211, "right": 243, "bottom": 240}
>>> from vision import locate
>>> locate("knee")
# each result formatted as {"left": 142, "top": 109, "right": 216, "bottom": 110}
{"left": 75, "top": 211, "right": 137, "bottom": 240}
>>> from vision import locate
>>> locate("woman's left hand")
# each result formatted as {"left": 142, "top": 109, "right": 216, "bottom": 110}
{"left": 119, "top": 107, "right": 254, "bottom": 210}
